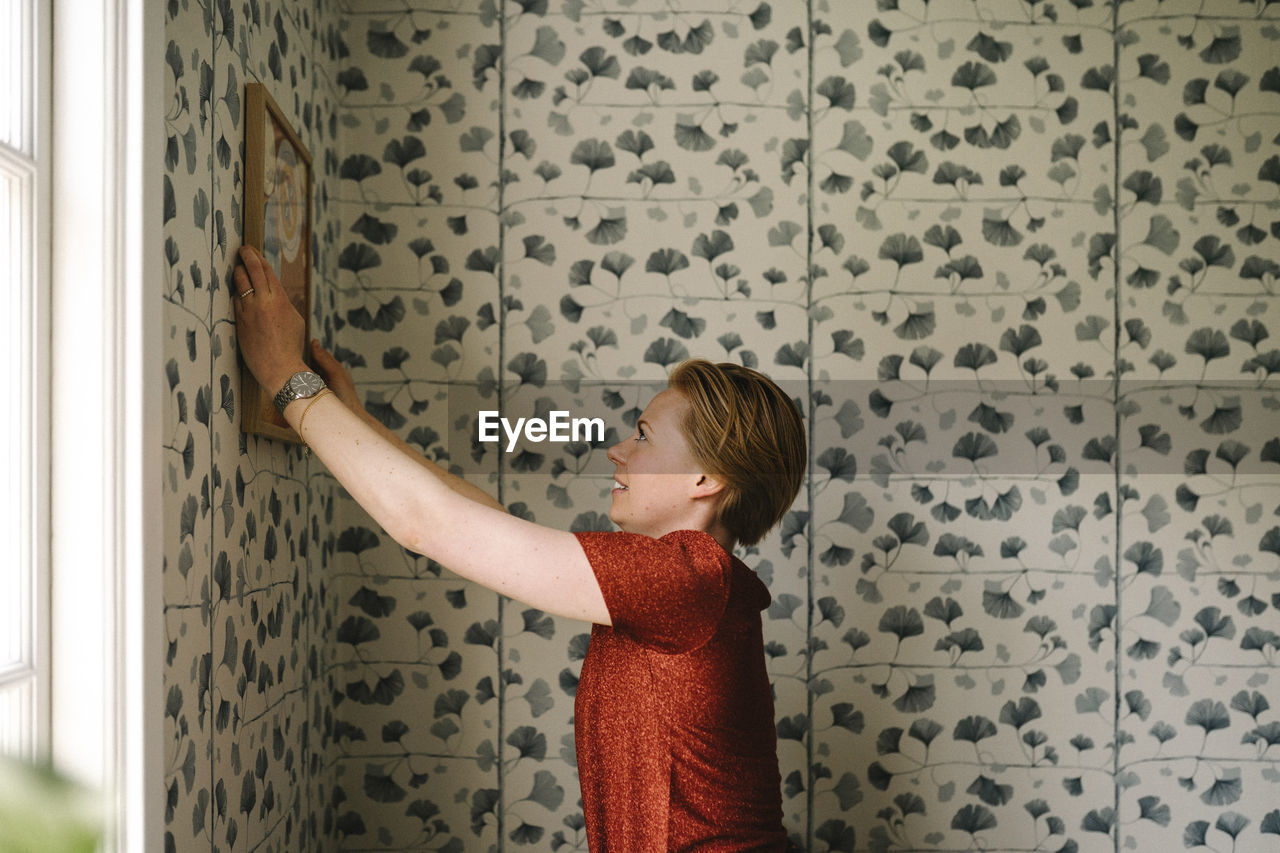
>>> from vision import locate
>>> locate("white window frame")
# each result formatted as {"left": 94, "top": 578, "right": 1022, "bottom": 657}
{"left": 46, "top": 0, "right": 163, "bottom": 849}
{"left": 1, "top": 0, "right": 50, "bottom": 764}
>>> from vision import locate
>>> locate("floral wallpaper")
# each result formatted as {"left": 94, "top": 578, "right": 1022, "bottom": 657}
{"left": 162, "top": 0, "right": 342, "bottom": 849}
{"left": 165, "top": 0, "right": 1280, "bottom": 851}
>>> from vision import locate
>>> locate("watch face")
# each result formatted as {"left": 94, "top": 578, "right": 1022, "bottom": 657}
{"left": 292, "top": 372, "right": 324, "bottom": 396}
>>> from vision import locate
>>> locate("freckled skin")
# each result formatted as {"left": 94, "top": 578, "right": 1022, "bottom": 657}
{"left": 605, "top": 389, "right": 731, "bottom": 552}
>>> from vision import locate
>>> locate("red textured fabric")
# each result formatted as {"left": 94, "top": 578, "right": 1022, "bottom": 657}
{"left": 573, "top": 529, "right": 788, "bottom": 852}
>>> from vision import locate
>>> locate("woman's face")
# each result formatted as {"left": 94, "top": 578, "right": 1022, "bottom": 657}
{"left": 605, "top": 389, "right": 710, "bottom": 538}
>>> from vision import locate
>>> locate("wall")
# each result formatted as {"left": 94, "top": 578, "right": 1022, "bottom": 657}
{"left": 321, "top": 4, "right": 504, "bottom": 847}
{"left": 328, "top": 1, "right": 1280, "bottom": 851}
{"left": 163, "top": 0, "right": 1280, "bottom": 851}
{"left": 161, "top": 0, "right": 342, "bottom": 849}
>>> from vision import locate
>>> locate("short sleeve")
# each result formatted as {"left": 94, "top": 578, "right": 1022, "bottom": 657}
{"left": 574, "top": 529, "right": 732, "bottom": 654}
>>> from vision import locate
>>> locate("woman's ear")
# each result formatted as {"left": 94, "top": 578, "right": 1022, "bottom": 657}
{"left": 691, "top": 473, "right": 726, "bottom": 499}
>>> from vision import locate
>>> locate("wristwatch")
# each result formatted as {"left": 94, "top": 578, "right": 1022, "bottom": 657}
{"left": 273, "top": 370, "right": 327, "bottom": 414}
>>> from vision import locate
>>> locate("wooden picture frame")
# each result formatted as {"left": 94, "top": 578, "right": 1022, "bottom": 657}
{"left": 240, "top": 82, "right": 314, "bottom": 442}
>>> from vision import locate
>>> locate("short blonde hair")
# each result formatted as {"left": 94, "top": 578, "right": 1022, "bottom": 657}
{"left": 668, "top": 359, "right": 806, "bottom": 547}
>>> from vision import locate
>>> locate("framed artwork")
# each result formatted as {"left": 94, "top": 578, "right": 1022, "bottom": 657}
{"left": 240, "top": 82, "right": 313, "bottom": 442}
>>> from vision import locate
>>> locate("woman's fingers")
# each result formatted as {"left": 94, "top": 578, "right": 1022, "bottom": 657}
{"left": 311, "top": 339, "right": 346, "bottom": 382}
{"left": 310, "top": 340, "right": 336, "bottom": 377}
{"left": 237, "top": 245, "right": 272, "bottom": 295}
{"left": 233, "top": 265, "right": 252, "bottom": 299}
{"left": 311, "top": 340, "right": 346, "bottom": 371}
{"left": 231, "top": 245, "right": 309, "bottom": 392}
{"left": 310, "top": 339, "right": 363, "bottom": 410}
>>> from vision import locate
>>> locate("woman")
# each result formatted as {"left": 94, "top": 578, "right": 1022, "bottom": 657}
{"left": 233, "top": 245, "right": 806, "bottom": 851}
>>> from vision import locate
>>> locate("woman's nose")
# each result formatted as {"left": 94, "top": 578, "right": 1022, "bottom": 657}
{"left": 606, "top": 440, "right": 626, "bottom": 466}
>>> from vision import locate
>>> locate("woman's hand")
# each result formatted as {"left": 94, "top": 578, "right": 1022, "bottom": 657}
{"left": 233, "top": 246, "right": 308, "bottom": 394}
{"left": 309, "top": 339, "right": 364, "bottom": 414}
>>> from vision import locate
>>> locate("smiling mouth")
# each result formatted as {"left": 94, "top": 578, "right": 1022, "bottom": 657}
{"left": 612, "top": 480, "right": 628, "bottom": 491}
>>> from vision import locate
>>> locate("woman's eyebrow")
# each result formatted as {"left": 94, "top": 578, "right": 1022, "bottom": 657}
{"left": 638, "top": 418, "right": 654, "bottom": 436}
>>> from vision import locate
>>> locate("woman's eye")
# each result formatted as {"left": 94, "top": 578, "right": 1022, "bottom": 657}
{"left": 635, "top": 427, "right": 646, "bottom": 441}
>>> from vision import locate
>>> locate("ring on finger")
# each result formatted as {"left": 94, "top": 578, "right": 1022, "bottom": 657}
{"left": 238, "top": 288, "right": 256, "bottom": 298}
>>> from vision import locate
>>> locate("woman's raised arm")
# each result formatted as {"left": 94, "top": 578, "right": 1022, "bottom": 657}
{"left": 233, "top": 246, "right": 610, "bottom": 625}
{"left": 308, "top": 337, "right": 508, "bottom": 514}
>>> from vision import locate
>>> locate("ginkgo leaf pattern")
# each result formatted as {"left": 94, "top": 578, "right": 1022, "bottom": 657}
{"left": 163, "top": 0, "right": 1280, "bottom": 851}
{"left": 163, "top": 1, "right": 337, "bottom": 850}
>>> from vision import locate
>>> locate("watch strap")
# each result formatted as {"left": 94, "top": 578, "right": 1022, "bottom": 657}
{"left": 273, "top": 370, "right": 326, "bottom": 414}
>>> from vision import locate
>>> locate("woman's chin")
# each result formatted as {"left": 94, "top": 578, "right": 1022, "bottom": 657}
{"left": 608, "top": 511, "right": 640, "bottom": 536}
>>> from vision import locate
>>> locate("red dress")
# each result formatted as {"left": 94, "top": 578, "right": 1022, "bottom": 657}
{"left": 573, "top": 529, "right": 788, "bottom": 852}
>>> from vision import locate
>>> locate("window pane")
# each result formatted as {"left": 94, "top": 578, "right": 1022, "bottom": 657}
{"left": 0, "top": 148, "right": 35, "bottom": 759}
{"left": 1, "top": 166, "right": 15, "bottom": 669}
{"left": 0, "top": 680, "right": 35, "bottom": 759}
{"left": 0, "top": 0, "right": 40, "bottom": 764}
{"left": 1, "top": 171, "right": 10, "bottom": 665}
{"left": 1, "top": 0, "right": 31, "bottom": 152}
